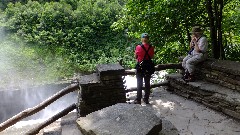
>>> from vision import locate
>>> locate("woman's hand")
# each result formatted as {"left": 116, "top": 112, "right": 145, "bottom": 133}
{"left": 190, "top": 37, "right": 197, "bottom": 48}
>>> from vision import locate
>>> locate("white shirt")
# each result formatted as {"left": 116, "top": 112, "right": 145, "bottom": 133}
{"left": 192, "top": 36, "right": 208, "bottom": 55}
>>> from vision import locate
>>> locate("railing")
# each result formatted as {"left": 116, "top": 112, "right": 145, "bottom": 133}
{"left": 124, "top": 63, "right": 182, "bottom": 75}
{"left": 124, "top": 63, "right": 182, "bottom": 92}
{"left": 0, "top": 63, "right": 182, "bottom": 134}
{"left": 27, "top": 103, "right": 77, "bottom": 135}
{"left": 0, "top": 84, "right": 79, "bottom": 133}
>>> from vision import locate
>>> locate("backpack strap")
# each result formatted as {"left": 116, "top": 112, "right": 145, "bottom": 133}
{"left": 196, "top": 36, "right": 202, "bottom": 42}
{"left": 140, "top": 44, "right": 152, "bottom": 61}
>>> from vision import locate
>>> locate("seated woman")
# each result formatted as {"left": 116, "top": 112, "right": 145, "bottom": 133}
{"left": 182, "top": 26, "right": 208, "bottom": 82}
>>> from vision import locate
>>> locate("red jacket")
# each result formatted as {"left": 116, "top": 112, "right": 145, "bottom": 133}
{"left": 135, "top": 43, "right": 154, "bottom": 62}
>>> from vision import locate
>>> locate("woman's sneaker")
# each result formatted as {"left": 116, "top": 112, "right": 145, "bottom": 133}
{"left": 182, "top": 71, "right": 190, "bottom": 80}
{"left": 185, "top": 74, "right": 195, "bottom": 82}
{"left": 133, "top": 99, "right": 141, "bottom": 104}
{"left": 143, "top": 98, "right": 149, "bottom": 104}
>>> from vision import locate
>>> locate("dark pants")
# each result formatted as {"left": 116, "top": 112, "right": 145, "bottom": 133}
{"left": 136, "top": 72, "right": 151, "bottom": 101}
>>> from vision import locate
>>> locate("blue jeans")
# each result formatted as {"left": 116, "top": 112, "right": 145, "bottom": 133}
{"left": 136, "top": 72, "right": 151, "bottom": 101}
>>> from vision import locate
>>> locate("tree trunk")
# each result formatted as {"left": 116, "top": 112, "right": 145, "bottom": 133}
{"left": 206, "top": 0, "right": 219, "bottom": 59}
{"left": 217, "top": 0, "right": 225, "bottom": 59}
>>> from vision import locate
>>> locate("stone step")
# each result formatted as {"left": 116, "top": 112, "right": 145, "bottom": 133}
{"left": 61, "top": 112, "right": 82, "bottom": 135}
{"left": 42, "top": 112, "right": 82, "bottom": 135}
{"left": 166, "top": 73, "right": 240, "bottom": 120}
{"left": 193, "top": 58, "right": 240, "bottom": 92}
{"left": 42, "top": 121, "right": 61, "bottom": 135}
{"left": 61, "top": 124, "right": 82, "bottom": 135}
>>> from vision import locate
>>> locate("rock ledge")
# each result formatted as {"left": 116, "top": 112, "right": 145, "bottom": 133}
{"left": 76, "top": 103, "right": 162, "bottom": 135}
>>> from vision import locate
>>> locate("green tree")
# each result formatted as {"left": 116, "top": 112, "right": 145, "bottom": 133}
{"left": 221, "top": 0, "right": 240, "bottom": 61}
{"left": 3, "top": 0, "right": 129, "bottom": 76}
{"left": 114, "top": 0, "right": 207, "bottom": 63}
{"left": 115, "top": 0, "right": 240, "bottom": 62}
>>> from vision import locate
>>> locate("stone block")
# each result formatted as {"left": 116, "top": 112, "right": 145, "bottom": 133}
{"left": 78, "top": 73, "right": 100, "bottom": 86}
{"left": 76, "top": 103, "right": 162, "bottom": 135}
{"left": 43, "top": 121, "right": 62, "bottom": 135}
{"left": 210, "top": 59, "right": 240, "bottom": 75}
{"left": 236, "top": 85, "right": 240, "bottom": 92}
{"left": 203, "top": 96, "right": 219, "bottom": 103}
{"left": 236, "top": 75, "right": 240, "bottom": 81}
{"left": 222, "top": 108, "right": 240, "bottom": 120}
{"left": 192, "top": 96, "right": 202, "bottom": 103}
{"left": 205, "top": 77, "right": 220, "bottom": 84}
{"left": 219, "top": 102, "right": 233, "bottom": 108}
{"left": 236, "top": 106, "right": 240, "bottom": 113}
{"left": 219, "top": 81, "right": 236, "bottom": 90}
{"left": 210, "top": 70, "right": 221, "bottom": 77}
{"left": 202, "top": 101, "right": 221, "bottom": 111}
{"left": 197, "top": 89, "right": 215, "bottom": 96}
{"left": 96, "top": 64, "right": 125, "bottom": 80}
{"left": 173, "top": 89, "right": 190, "bottom": 99}
{"left": 188, "top": 89, "right": 203, "bottom": 97}
{"left": 61, "top": 112, "right": 78, "bottom": 126}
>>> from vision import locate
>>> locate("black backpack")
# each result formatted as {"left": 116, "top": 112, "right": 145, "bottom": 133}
{"left": 135, "top": 44, "right": 155, "bottom": 76}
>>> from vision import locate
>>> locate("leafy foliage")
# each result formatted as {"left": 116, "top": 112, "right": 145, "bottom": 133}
{"left": 113, "top": 0, "right": 208, "bottom": 63}
{"left": 3, "top": 0, "right": 132, "bottom": 79}
{"left": 1, "top": 0, "right": 240, "bottom": 85}
{"left": 114, "top": 0, "right": 240, "bottom": 62}
{"left": 222, "top": 0, "right": 240, "bottom": 60}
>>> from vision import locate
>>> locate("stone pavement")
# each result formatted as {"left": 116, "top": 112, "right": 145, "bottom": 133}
{"left": 127, "top": 87, "right": 240, "bottom": 135}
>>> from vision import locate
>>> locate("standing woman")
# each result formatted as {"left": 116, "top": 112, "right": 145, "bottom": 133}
{"left": 134, "top": 33, "right": 154, "bottom": 104}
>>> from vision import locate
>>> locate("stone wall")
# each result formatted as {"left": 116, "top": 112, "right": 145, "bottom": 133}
{"left": 77, "top": 64, "right": 126, "bottom": 116}
{"left": 195, "top": 59, "right": 240, "bottom": 91}
{"left": 167, "top": 58, "right": 240, "bottom": 120}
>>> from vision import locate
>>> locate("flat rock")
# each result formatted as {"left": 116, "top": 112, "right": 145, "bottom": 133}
{"left": 76, "top": 103, "right": 162, "bottom": 135}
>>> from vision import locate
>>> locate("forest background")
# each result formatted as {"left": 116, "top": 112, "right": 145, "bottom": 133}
{"left": 0, "top": 0, "right": 239, "bottom": 87}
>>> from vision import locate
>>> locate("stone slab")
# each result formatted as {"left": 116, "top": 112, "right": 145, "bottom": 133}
{"left": 96, "top": 63, "right": 125, "bottom": 78}
{"left": 166, "top": 74, "right": 240, "bottom": 105}
{"left": 78, "top": 73, "right": 100, "bottom": 86}
{"left": 76, "top": 103, "right": 162, "bottom": 135}
{"left": 200, "top": 59, "right": 240, "bottom": 75}
{"left": 42, "top": 121, "right": 62, "bottom": 135}
{"left": 61, "top": 124, "right": 83, "bottom": 135}
{"left": 61, "top": 112, "right": 78, "bottom": 126}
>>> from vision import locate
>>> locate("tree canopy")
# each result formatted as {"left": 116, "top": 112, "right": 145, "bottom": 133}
{"left": 0, "top": 0, "right": 239, "bottom": 83}
{"left": 114, "top": 0, "right": 240, "bottom": 61}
